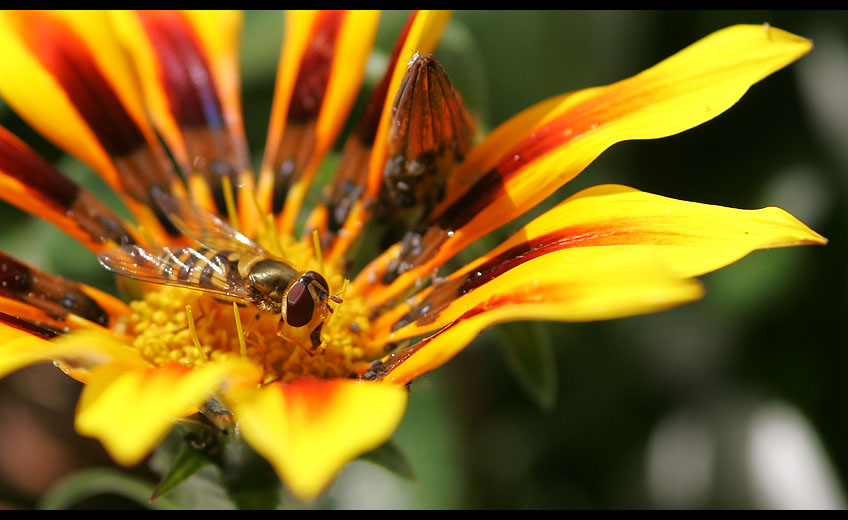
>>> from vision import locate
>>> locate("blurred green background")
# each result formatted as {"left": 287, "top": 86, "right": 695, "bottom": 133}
{"left": 1, "top": 10, "right": 846, "bottom": 509}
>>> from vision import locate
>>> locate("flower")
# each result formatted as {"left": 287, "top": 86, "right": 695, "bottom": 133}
{"left": 0, "top": 10, "right": 827, "bottom": 502}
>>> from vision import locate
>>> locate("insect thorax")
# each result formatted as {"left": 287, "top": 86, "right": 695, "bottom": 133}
{"left": 244, "top": 257, "right": 299, "bottom": 311}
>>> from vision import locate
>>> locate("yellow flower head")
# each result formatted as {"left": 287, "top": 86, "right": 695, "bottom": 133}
{"left": 0, "top": 10, "right": 826, "bottom": 501}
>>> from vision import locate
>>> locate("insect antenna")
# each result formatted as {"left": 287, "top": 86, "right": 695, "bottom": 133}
{"left": 328, "top": 278, "right": 349, "bottom": 310}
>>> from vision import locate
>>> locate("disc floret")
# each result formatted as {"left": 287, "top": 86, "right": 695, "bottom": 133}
{"left": 118, "top": 233, "right": 376, "bottom": 384}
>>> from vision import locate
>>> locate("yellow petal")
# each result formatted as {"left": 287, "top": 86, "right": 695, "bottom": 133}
{"left": 524, "top": 184, "right": 826, "bottom": 278}
{"left": 373, "top": 248, "right": 704, "bottom": 384}
{"left": 230, "top": 377, "right": 408, "bottom": 501}
{"left": 0, "top": 297, "right": 78, "bottom": 333}
{"left": 0, "top": 250, "right": 130, "bottom": 332}
{"left": 372, "top": 185, "right": 826, "bottom": 341}
{"left": 324, "top": 10, "right": 454, "bottom": 262}
{"left": 0, "top": 10, "right": 184, "bottom": 242}
{"left": 443, "top": 23, "right": 812, "bottom": 212}
{"left": 0, "top": 313, "right": 61, "bottom": 342}
{"left": 75, "top": 353, "right": 260, "bottom": 466}
{"left": 306, "top": 10, "right": 420, "bottom": 248}
{"left": 109, "top": 10, "right": 250, "bottom": 217}
{"left": 0, "top": 328, "right": 145, "bottom": 382}
{"left": 0, "top": 125, "right": 139, "bottom": 251}
{"left": 355, "top": 24, "right": 813, "bottom": 309}
{"left": 258, "top": 10, "right": 380, "bottom": 235}
{"left": 370, "top": 183, "right": 825, "bottom": 344}
{"left": 0, "top": 322, "right": 57, "bottom": 378}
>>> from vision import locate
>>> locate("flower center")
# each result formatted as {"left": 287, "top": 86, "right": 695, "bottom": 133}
{"left": 112, "top": 234, "right": 377, "bottom": 384}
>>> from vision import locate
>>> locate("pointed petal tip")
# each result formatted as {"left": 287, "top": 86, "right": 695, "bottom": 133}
{"left": 759, "top": 205, "right": 829, "bottom": 247}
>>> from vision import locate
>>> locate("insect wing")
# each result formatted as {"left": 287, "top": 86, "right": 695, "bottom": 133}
{"left": 97, "top": 245, "right": 255, "bottom": 303}
{"left": 153, "top": 191, "right": 266, "bottom": 255}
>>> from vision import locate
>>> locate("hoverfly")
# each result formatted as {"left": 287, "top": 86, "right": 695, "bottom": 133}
{"left": 97, "top": 192, "right": 341, "bottom": 349}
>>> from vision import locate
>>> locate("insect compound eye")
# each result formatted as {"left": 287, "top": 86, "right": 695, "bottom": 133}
{"left": 303, "top": 270, "right": 329, "bottom": 293}
{"left": 285, "top": 280, "right": 315, "bottom": 328}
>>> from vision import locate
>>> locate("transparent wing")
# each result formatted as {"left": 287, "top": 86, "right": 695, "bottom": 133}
{"left": 153, "top": 190, "right": 267, "bottom": 255}
{"left": 97, "top": 245, "right": 255, "bottom": 303}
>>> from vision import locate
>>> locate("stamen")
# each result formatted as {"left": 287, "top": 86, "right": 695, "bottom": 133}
{"left": 186, "top": 305, "right": 209, "bottom": 361}
{"left": 185, "top": 304, "right": 207, "bottom": 361}
{"left": 232, "top": 302, "right": 247, "bottom": 357}
{"left": 247, "top": 183, "right": 285, "bottom": 256}
{"left": 221, "top": 175, "right": 239, "bottom": 231}
{"left": 312, "top": 229, "right": 324, "bottom": 274}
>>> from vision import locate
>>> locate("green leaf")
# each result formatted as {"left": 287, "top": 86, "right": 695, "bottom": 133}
{"left": 147, "top": 424, "right": 237, "bottom": 510}
{"left": 150, "top": 443, "right": 213, "bottom": 502}
{"left": 497, "top": 321, "right": 559, "bottom": 411}
{"left": 148, "top": 428, "right": 284, "bottom": 509}
{"left": 38, "top": 468, "right": 181, "bottom": 510}
{"left": 216, "top": 436, "right": 283, "bottom": 510}
{"left": 358, "top": 439, "right": 417, "bottom": 481}
{"left": 240, "top": 10, "right": 284, "bottom": 87}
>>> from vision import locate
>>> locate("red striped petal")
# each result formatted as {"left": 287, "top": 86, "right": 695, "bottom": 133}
{"left": 0, "top": 10, "right": 186, "bottom": 242}
{"left": 110, "top": 10, "right": 250, "bottom": 219}
{"left": 316, "top": 10, "right": 453, "bottom": 262}
{"left": 351, "top": 24, "right": 814, "bottom": 309}
{"left": 257, "top": 10, "right": 380, "bottom": 236}
{"left": 368, "top": 184, "right": 826, "bottom": 344}
{"left": 0, "top": 125, "right": 139, "bottom": 251}
{"left": 366, "top": 247, "right": 704, "bottom": 384}
{"left": 0, "top": 250, "right": 128, "bottom": 330}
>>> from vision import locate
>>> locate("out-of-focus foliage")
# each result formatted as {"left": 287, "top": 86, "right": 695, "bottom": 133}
{"left": 0, "top": 10, "right": 846, "bottom": 509}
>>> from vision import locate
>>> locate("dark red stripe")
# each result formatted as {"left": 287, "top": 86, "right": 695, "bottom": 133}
{"left": 287, "top": 10, "right": 346, "bottom": 123}
{"left": 354, "top": 10, "right": 417, "bottom": 145}
{"left": 136, "top": 10, "right": 225, "bottom": 130}
{"left": 0, "top": 128, "right": 79, "bottom": 208}
{"left": 0, "top": 252, "right": 33, "bottom": 294}
{"left": 371, "top": 292, "right": 518, "bottom": 381}
{"left": 392, "top": 227, "right": 598, "bottom": 331}
{"left": 12, "top": 11, "right": 147, "bottom": 158}
{"left": 322, "top": 12, "right": 417, "bottom": 233}
{"left": 0, "top": 311, "right": 62, "bottom": 339}
{"left": 0, "top": 131, "right": 135, "bottom": 246}
{"left": 454, "top": 227, "right": 597, "bottom": 295}
{"left": 436, "top": 113, "right": 592, "bottom": 231}
{"left": 0, "top": 251, "right": 109, "bottom": 326}
{"left": 380, "top": 113, "right": 587, "bottom": 285}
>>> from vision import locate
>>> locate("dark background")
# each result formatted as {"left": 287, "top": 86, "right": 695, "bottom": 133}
{"left": 0, "top": 10, "right": 846, "bottom": 509}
